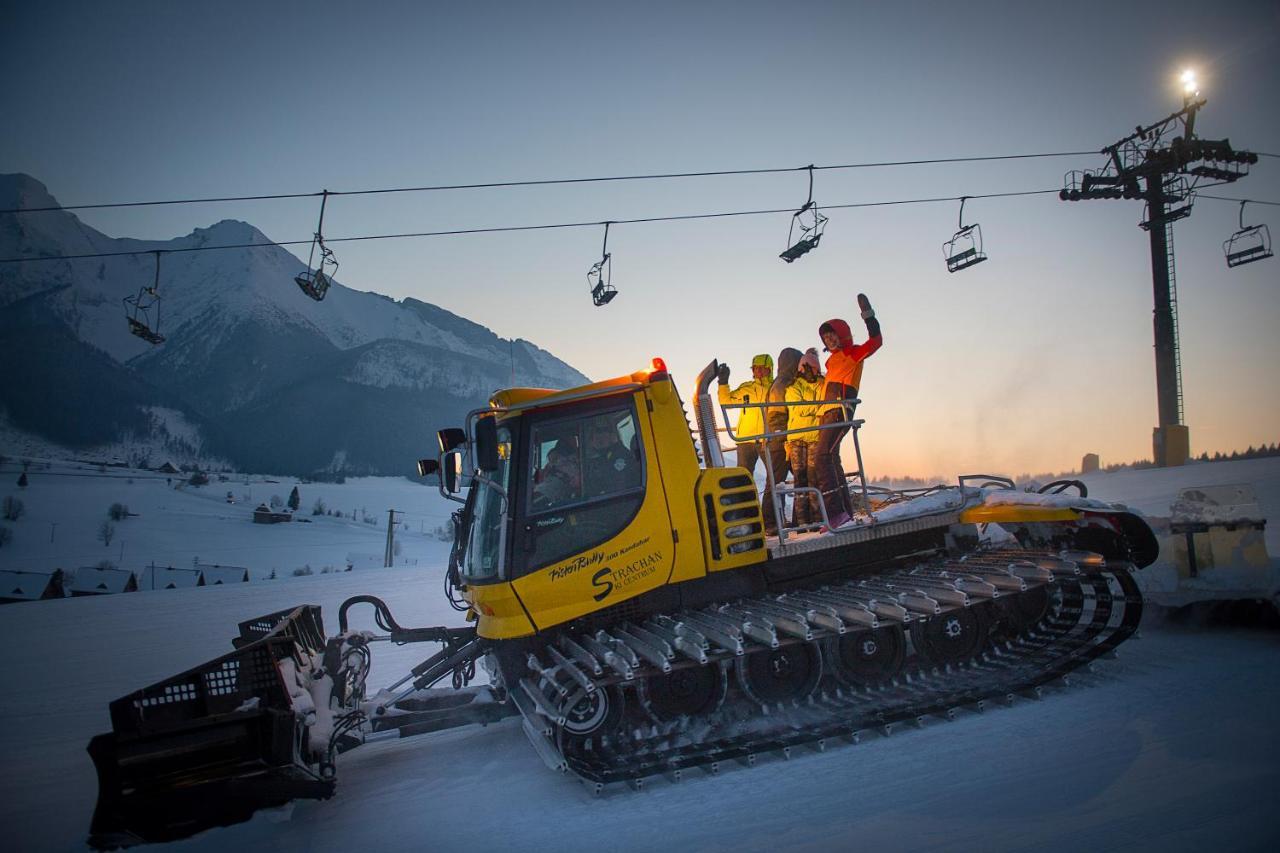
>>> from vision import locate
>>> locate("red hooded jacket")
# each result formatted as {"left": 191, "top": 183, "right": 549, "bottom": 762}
{"left": 819, "top": 317, "right": 882, "bottom": 407}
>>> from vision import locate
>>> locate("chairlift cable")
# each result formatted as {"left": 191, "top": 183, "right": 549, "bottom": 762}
{"left": 2, "top": 189, "right": 1275, "bottom": 265}
{"left": 1199, "top": 194, "right": 1280, "bottom": 206}
{"left": 0, "top": 151, "right": 1107, "bottom": 215}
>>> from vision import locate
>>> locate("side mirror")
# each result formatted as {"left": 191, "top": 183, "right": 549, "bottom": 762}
{"left": 443, "top": 452, "right": 461, "bottom": 493}
{"left": 475, "top": 417, "right": 500, "bottom": 472}
{"left": 437, "top": 428, "right": 467, "bottom": 454}
{"left": 417, "top": 458, "right": 440, "bottom": 478}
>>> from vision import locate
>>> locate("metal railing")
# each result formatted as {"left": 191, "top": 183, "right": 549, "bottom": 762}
{"left": 716, "top": 395, "right": 871, "bottom": 543}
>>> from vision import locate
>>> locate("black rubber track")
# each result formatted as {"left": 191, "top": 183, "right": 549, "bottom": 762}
{"left": 527, "top": 550, "right": 1142, "bottom": 790}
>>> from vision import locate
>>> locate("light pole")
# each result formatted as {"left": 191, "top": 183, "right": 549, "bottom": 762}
{"left": 384, "top": 509, "right": 401, "bottom": 567}
{"left": 1060, "top": 69, "right": 1259, "bottom": 467}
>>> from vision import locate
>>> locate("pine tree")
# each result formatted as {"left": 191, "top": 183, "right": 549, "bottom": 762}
{"left": 288, "top": 486, "right": 300, "bottom": 511}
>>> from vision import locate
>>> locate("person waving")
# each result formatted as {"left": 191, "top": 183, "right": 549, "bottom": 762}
{"left": 814, "top": 293, "right": 882, "bottom": 530}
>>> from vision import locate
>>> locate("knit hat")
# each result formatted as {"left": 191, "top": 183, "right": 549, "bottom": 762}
{"left": 799, "top": 347, "right": 821, "bottom": 373}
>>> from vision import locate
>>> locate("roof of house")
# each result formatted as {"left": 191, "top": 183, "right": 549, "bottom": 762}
{"left": 68, "top": 567, "right": 136, "bottom": 595}
{"left": 137, "top": 566, "right": 203, "bottom": 590}
{"left": 198, "top": 564, "right": 250, "bottom": 584}
{"left": 0, "top": 570, "right": 58, "bottom": 600}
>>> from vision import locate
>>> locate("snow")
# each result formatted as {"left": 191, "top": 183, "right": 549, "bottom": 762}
{"left": 0, "top": 459, "right": 1278, "bottom": 851}
{"left": 1078, "top": 457, "right": 1280, "bottom": 555}
{"left": 140, "top": 407, "right": 207, "bottom": 455}
{"left": 344, "top": 340, "right": 497, "bottom": 396}
{"left": 975, "top": 489, "right": 1113, "bottom": 510}
{"left": 1168, "top": 483, "right": 1265, "bottom": 524}
{"left": 0, "top": 175, "right": 590, "bottom": 392}
{"left": 0, "top": 410, "right": 226, "bottom": 474}
{"left": 0, "top": 459, "right": 457, "bottom": 579}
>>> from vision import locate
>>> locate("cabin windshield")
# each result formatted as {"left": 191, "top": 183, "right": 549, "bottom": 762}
{"left": 460, "top": 423, "right": 512, "bottom": 582}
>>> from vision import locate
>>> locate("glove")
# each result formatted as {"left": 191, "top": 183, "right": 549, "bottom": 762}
{"left": 716, "top": 363, "right": 730, "bottom": 385}
{"left": 857, "top": 293, "right": 874, "bottom": 321}
{"left": 858, "top": 293, "right": 881, "bottom": 338}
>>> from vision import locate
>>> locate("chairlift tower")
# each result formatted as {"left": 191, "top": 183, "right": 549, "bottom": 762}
{"left": 1060, "top": 76, "right": 1259, "bottom": 467}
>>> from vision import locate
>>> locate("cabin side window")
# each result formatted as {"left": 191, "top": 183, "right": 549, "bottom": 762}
{"left": 517, "top": 403, "right": 645, "bottom": 576}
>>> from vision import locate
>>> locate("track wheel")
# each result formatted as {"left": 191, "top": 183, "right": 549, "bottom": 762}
{"left": 911, "top": 606, "right": 990, "bottom": 667}
{"left": 736, "top": 642, "right": 822, "bottom": 705}
{"left": 639, "top": 663, "right": 727, "bottom": 723}
{"left": 824, "top": 625, "right": 906, "bottom": 687}
{"left": 560, "top": 684, "right": 625, "bottom": 739}
{"left": 997, "top": 584, "right": 1053, "bottom": 636}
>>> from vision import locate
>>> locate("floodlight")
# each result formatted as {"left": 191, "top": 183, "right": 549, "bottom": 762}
{"left": 1180, "top": 69, "right": 1199, "bottom": 97}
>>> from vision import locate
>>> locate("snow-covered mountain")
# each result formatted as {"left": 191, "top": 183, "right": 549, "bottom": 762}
{"left": 0, "top": 173, "right": 590, "bottom": 475}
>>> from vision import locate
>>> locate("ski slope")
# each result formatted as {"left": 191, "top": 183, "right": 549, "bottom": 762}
{"left": 0, "top": 461, "right": 457, "bottom": 578}
{"left": 0, "top": 459, "right": 1277, "bottom": 852}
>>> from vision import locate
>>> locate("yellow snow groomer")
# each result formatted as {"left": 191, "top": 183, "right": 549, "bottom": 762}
{"left": 87, "top": 360, "right": 1157, "bottom": 847}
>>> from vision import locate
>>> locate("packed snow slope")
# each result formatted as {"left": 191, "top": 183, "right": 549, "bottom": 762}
{"left": 0, "top": 459, "right": 457, "bottom": 577}
{"left": 0, "top": 460, "right": 1277, "bottom": 852}
{"left": 0, "top": 173, "right": 589, "bottom": 474}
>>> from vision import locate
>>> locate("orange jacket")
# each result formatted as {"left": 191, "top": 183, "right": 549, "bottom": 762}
{"left": 820, "top": 317, "right": 882, "bottom": 411}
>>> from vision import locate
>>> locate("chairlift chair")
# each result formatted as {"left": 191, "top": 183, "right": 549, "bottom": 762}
{"left": 780, "top": 165, "right": 828, "bottom": 263}
{"left": 1223, "top": 201, "right": 1273, "bottom": 268}
{"left": 295, "top": 238, "right": 337, "bottom": 301}
{"left": 587, "top": 222, "right": 616, "bottom": 306}
{"left": 123, "top": 251, "right": 166, "bottom": 345}
{"left": 942, "top": 197, "right": 987, "bottom": 273}
{"left": 295, "top": 190, "right": 337, "bottom": 301}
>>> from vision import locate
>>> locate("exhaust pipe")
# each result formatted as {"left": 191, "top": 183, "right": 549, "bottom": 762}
{"left": 694, "top": 360, "right": 725, "bottom": 468}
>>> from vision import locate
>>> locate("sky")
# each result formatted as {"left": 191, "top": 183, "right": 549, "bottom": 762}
{"left": 2, "top": 0, "right": 1278, "bottom": 479}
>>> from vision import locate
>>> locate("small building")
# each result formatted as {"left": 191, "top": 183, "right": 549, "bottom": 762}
{"left": 1081, "top": 453, "right": 1101, "bottom": 474}
{"left": 67, "top": 567, "right": 138, "bottom": 597}
{"left": 0, "top": 569, "right": 66, "bottom": 604}
{"left": 253, "top": 503, "right": 293, "bottom": 524}
{"left": 138, "top": 565, "right": 204, "bottom": 590}
{"left": 197, "top": 563, "right": 251, "bottom": 585}
{"left": 155, "top": 461, "right": 181, "bottom": 474}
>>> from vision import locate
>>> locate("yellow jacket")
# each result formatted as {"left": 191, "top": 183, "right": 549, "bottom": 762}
{"left": 719, "top": 378, "right": 771, "bottom": 442}
{"left": 786, "top": 375, "right": 823, "bottom": 443}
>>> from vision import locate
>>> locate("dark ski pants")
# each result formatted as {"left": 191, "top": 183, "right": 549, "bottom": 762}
{"left": 815, "top": 408, "right": 854, "bottom": 523}
{"left": 788, "top": 440, "right": 821, "bottom": 525}
{"left": 735, "top": 441, "right": 762, "bottom": 479}
{"left": 760, "top": 414, "right": 790, "bottom": 534}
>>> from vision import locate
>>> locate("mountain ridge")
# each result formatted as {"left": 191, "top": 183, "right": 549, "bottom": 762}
{"left": 0, "top": 172, "right": 590, "bottom": 475}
